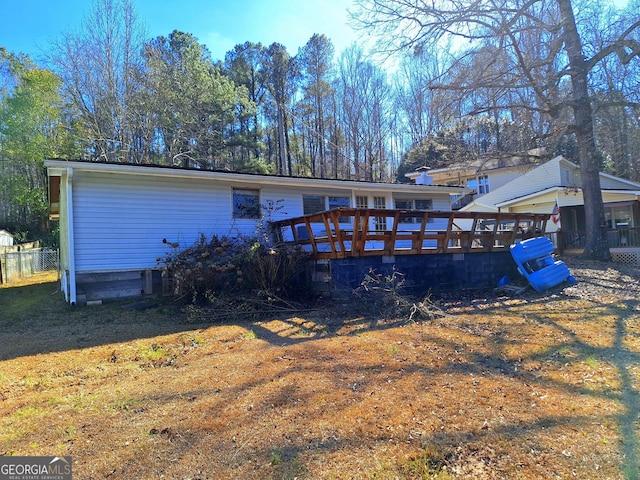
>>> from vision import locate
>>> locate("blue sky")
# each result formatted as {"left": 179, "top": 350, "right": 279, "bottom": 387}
{"left": 1, "top": 0, "right": 360, "bottom": 62}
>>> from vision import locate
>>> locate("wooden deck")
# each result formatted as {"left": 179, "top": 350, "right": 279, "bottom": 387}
{"left": 271, "top": 209, "right": 550, "bottom": 260}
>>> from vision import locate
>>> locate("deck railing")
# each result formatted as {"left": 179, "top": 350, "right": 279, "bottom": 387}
{"left": 556, "top": 227, "right": 640, "bottom": 251}
{"left": 270, "top": 209, "right": 550, "bottom": 259}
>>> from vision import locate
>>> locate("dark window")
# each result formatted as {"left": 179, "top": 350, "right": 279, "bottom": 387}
{"left": 233, "top": 188, "right": 260, "bottom": 219}
{"left": 303, "top": 195, "right": 351, "bottom": 222}
{"left": 303, "top": 195, "right": 326, "bottom": 215}
{"left": 394, "top": 199, "right": 433, "bottom": 223}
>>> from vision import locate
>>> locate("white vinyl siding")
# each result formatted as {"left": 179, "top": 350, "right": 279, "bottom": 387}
{"left": 72, "top": 172, "right": 235, "bottom": 271}
{"left": 64, "top": 168, "right": 459, "bottom": 273}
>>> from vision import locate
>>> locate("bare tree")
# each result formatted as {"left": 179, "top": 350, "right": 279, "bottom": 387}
{"left": 352, "top": 0, "right": 640, "bottom": 261}
{"left": 49, "top": 0, "right": 147, "bottom": 163}
{"left": 336, "top": 44, "right": 393, "bottom": 181}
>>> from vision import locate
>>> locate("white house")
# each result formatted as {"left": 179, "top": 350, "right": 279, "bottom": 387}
{"left": 0, "top": 230, "right": 14, "bottom": 247}
{"left": 46, "top": 159, "right": 468, "bottom": 304}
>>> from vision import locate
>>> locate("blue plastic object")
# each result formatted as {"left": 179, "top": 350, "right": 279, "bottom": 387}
{"left": 510, "top": 237, "right": 575, "bottom": 292}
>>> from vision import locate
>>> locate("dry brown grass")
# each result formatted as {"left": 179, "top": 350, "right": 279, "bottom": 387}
{"left": 1, "top": 259, "right": 639, "bottom": 479}
{"left": 0, "top": 271, "right": 59, "bottom": 288}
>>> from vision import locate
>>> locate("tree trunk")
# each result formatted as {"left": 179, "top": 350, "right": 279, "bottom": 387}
{"left": 277, "top": 103, "right": 287, "bottom": 175}
{"left": 558, "top": 0, "right": 611, "bottom": 261}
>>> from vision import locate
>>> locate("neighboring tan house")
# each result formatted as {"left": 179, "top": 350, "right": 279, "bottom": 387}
{"left": 459, "top": 155, "right": 640, "bottom": 263}
{"left": 405, "top": 152, "right": 545, "bottom": 207}
{"left": 46, "top": 159, "right": 467, "bottom": 304}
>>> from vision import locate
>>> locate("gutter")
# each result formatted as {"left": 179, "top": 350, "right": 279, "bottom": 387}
{"left": 66, "top": 167, "right": 77, "bottom": 305}
{"left": 44, "top": 159, "right": 469, "bottom": 195}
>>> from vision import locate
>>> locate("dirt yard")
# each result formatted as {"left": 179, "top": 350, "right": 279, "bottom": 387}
{"left": 0, "top": 258, "right": 639, "bottom": 479}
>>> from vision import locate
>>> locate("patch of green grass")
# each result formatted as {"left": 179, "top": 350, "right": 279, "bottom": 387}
{"left": 68, "top": 391, "right": 99, "bottom": 411}
{"left": 137, "top": 344, "right": 168, "bottom": 361}
{"left": 14, "top": 405, "right": 41, "bottom": 419}
{"left": 269, "top": 450, "right": 282, "bottom": 466}
{"left": 135, "top": 343, "right": 175, "bottom": 367}
{"left": 269, "top": 449, "right": 307, "bottom": 480}
{"left": 585, "top": 356, "right": 600, "bottom": 368}
{"left": 243, "top": 330, "right": 258, "bottom": 340}
{"left": 110, "top": 396, "right": 139, "bottom": 412}
{"left": 387, "top": 345, "right": 400, "bottom": 356}
{"left": 398, "top": 444, "right": 454, "bottom": 479}
{"left": 0, "top": 282, "right": 68, "bottom": 326}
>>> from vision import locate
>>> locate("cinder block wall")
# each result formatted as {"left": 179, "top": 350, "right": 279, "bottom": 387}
{"left": 328, "top": 252, "right": 520, "bottom": 294}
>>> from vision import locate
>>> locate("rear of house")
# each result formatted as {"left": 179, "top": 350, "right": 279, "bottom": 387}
{"left": 46, "top": 160, "right": 465, "bottom": 304}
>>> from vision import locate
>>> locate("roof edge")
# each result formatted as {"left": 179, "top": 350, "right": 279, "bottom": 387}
{"left": 45, "top": 159, "right": 470, "bottom": 194}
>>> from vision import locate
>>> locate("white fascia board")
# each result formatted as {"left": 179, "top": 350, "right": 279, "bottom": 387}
{"left": 495, "top": 187, "right": 640, "bottom": 209}
{"left": 495, "top": 187, "right": 563, "bottom": 208}
{"left": 458, "top": 199, "right": 499, "bottom": 212}
{"left": 45, "top": 160, "right": 469, "bottom": 195}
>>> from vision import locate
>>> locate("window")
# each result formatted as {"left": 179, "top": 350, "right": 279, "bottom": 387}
{"left": 374, "top": 196, "right": 387, "bottom": 231}
{"left": 478, "top": 175, "right": 490, "bottom": 194}
{"left": 329, "top": 196, "right": 351, "bottom": 223}
{"left": 328, "top": 196, "right": 350, "bottom": 210}
{"left": 303, "top": 195, "right": 351, "bottom": 221}
{"left": 394, "top": 199, "right": 433, "bottom": 223}
{"left": 355, "top": 196, "right": 368, "bottom": 229}
{"left": 605, "top": 203, "right": 634, "bottom": 229}
{"left": 303, "top": 195, "right": 325, "bottom": 215}
{"left": 233, "top": 188, "right": 260, "bottom": 219}
{"left": 414, "top": 199, "right": 432, "bottom": 210}
{"left": 395, "top": 199, "right": 414, "bottom": 224}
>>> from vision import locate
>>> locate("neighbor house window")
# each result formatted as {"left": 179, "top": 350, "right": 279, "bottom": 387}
{"left": 233, "top": 188, "right": 261, "bottom": 219}
{"left": 478, "top": 175, "right": 490, "bottom": 194}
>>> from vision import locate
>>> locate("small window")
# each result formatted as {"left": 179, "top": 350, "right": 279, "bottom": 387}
{"left": 303, "top": 195, "right": 325, "bottom": 215}
{"left": 233, "top": 188, "right": 261, "bottom": 219}
{"left": 355, "top": 196, "right": 368, "bottom": 229}
{"left": 355, "top": 196, "right": 368, "bottom": 208}
{"left": 374, "top": 196, "right": 387, "bottom": 231}
{"left": 478, "top": 175, "right": 490, "bottom": 194}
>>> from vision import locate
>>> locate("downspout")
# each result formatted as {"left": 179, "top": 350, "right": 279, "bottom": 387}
{"left": 66, "top": 167, "right": 77, "bottom": 305}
